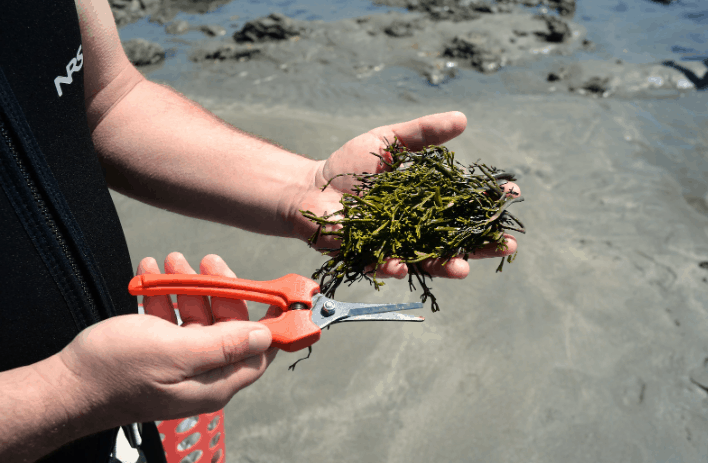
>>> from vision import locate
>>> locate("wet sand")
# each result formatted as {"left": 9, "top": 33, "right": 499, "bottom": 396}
{"left": 111, "top": 2, "right": 708, "bottom": 462}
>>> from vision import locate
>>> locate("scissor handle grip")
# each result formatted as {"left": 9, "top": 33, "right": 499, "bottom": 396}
{"left": 258, "top": 311, "right": 321, "bottom": 352}
{"left": 128, "top": 273, "right": 320, "bottom": 310}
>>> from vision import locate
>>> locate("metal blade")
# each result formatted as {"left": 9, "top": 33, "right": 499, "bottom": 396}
{"left": 347, "top": 302, "right": 424, "bottom": 318}
{"left": 339, "top": 312, "right": 424, "bottom": 322}
{"left": 309, "top": 294, "right": 424, "bottom": 330}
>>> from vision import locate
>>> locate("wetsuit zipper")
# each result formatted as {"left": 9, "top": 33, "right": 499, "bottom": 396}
{"left": 0, "top": 110, "right": 98, "bottom": 328}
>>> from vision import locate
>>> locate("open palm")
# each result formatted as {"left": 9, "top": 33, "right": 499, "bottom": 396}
{"left": 288, "top": 111, "right": 520, "bottom": 280}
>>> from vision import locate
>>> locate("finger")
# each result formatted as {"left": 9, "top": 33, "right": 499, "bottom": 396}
{"left": 137, "top": 257, "right": 178, "bottom": 324}
{"left": 502, "top": 182, "right": 521, "bottom": 197}
{"left": 204, "top": 347, "right": 277, "bottom": 409}
{"left": 370, "top": 111, "right": 467, "bottom": 152}
{"left": 417, "top": 255, "right": 470, "bottom": 279}
{"left": 310, "top": 210, "right": 345, "bottom": 254}
{"left": 363, "top": 258, "right": 408, "bottom": 280}
{"left": 246, "top": 307, "right": 287, "bottom": 362}
{"left": 466, "top": 234, "right": 517, "bottom": 259}
{"left": 200, "top": 254, "right": 250, "bottom": 322}
{"left": 165, "top": 252, "right": 212, "bottom": 327}
{"left": 177, "top": 322, "right": 272, "bottom": 380}
{"left": 176, "top": 349, "right": 272, "bottom": 416}
{"left": 264, "top": 345, "right": 279, "bottom": 364}
{"left": 254, "top": 305, "right": 285, "bottom": 357}
{"left": 367, "top": 232, "right": 518, "bottom": 279}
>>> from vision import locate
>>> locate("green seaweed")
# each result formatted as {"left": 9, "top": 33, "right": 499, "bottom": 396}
{"left": 299, "top": 138, "right": 525, "bottom": 312}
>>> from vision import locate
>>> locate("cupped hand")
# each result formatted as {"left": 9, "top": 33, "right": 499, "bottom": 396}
{"left": 55, "top": 253, "right": 279, "bottom": 428}
{"left": 289, "top": 111, "right": 521, "bottom": 280}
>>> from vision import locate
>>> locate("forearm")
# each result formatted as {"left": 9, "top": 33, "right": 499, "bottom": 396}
{"left": 0, "top": 355, "right": 100, "bottom": 462}
{"left": 91, "top": 78, "right": 319, "bottom": 238}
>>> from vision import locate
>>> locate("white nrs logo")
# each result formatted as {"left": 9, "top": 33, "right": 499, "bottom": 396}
{"left": 54, "top": 45, "right": 83, "bottom": 97}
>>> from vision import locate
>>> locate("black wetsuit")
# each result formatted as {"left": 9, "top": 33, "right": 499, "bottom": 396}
{"left": 0, "top": 2, "right": 160, "bottom": 462}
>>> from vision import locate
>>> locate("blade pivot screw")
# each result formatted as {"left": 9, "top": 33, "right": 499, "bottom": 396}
{"left": 321, "top": 301, "right": 335, "bottom": 317}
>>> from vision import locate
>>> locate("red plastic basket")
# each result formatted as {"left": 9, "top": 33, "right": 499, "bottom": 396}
{"left": 156, "top": 410, "right": 225, "bottom": 463}
{"left": 138, "top": 303, "right": 226, "bottom": 463}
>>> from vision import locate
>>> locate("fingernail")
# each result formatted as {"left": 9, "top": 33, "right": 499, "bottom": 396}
{"left": 249, "top": 329, "right": 271, "bottom": 352}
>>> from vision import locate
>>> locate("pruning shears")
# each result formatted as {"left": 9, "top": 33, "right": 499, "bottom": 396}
{"left": 128, "top": 273, "right": 424, "bottom": 352}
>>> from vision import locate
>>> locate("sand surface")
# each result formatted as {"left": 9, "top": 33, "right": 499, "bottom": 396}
{"left": 111, "top": 2, "right": 708, "bottom": 461}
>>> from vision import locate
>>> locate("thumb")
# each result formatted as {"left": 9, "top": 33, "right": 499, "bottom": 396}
{"left": 372, "top": 111, "right": 467, "bottom": 151}
{"left": 173, "top": 321, "right": 272, "bottom": 376}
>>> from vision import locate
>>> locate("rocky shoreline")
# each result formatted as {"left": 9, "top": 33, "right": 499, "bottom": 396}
{"left": 117, "top": 0, "right": 706, "bottom": 101}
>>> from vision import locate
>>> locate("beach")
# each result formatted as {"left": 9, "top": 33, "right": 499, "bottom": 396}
{"left": 111, "top": 1, "right": 708, "bottom": 461}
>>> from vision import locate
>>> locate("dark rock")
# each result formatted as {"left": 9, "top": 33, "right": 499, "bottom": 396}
{"left": 423, "top": 62, "right": 458, "bottom": 84}
{"left": 110, "top": 0, "right": 161, "bottom": 27}
{"left": 471, "top": 54, "right": 505, "bottom": 73}
{"left": 373, "top": 0, "right": 410, "bottom": 6}
{"left": 122, "top": 38, "right": 165, "bottom": 66}
{"left": 233, "top": 13, "right": 305, "bottom": 43}
{"left": 199, "top": 24, "right": 226, "bottom": 37}
{"left": 375, "top": 0, "right": 516, "bottom": 19}
{"left": 110, "top": 0, "right": 232, "bottom": 28}
{"left": 191, "top": 44, "right": 261, "bottom": 62}
{"left": 384, "top": 20, "right": 418, "bottom": 37}
{"left": 496, "top": 0, "right": 575, "bottom": 17}
{"left": 536, "top": 15, "right": 571, "bottom": 43}
{"left": 443, "top": 34, "right": 505, "bottom": 73}
{"left": 582, "top": 77, "right": 610, "bottom": 93}
{"left": 571, "top": 76, "right": 611, "bottom": 97}
{"left": 547, "top": 67, "right": 568, "bottom": 81}
{"left": 444, "top": 34, "right": 487, "bottom": 58}
{"left": 650, "top": 0, "right": 678, "bottom": 4}
{"left": 165, "top": 20, "right": 190, "bottom": 35}
{"left": 699, "top": 261, "right": 708, "bottom": 270}
{"left": 548, "top": 0, "right": 575, "bottom": 16}
{"left": 582, "top": 39, "right": 596, "bottom": 51}
{"left": 403, "top": 0, "right": 484, "bottom": 22}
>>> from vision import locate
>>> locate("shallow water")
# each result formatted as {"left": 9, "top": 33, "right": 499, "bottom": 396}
{"left": 117, "top": 0, "right": 406, "bottom": 84}
{"left": 118, "top": 0, "right": 708, "bottom": 72}
{"left": 575, "top": 0, "right": 707, "bottom": 63}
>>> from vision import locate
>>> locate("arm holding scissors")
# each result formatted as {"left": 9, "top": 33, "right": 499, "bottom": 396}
{"left": 0, "top": 253, "right": 275, "bottom": 462}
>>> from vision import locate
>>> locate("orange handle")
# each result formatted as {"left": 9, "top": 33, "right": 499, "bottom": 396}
{"left": 128, "top": 273, "right": 320, "bottom": 310}
{"left": 128, "top": 273, "right": 323, "bottom": 351}
{"left": 258, "top": 310, "right": 321, "bottom": 352}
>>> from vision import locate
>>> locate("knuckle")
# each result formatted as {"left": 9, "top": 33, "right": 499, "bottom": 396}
{"left": 220, "top": 331, "right": 249, "bottom": 364}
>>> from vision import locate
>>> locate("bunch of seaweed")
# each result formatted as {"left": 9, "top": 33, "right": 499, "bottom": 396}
{"left": 299, "top": 138, "right": 525, "bottom": 313}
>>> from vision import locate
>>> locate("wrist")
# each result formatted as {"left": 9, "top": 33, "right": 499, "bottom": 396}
{"left": 0, "top": 355, "right": 105, "bottom": 462}
{"left": 32, "top": 351, "right": 121, "bottom": 443}
{"left": 31, "top": 354, "right": 109, "bottom": 437}
{"left": 283, "top": 159, "right": 324, "bottom": 242}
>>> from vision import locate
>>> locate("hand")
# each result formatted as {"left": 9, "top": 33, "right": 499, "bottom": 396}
{"left": 55, "top": 253, "right": 279, "bottom": 428}
{"left": 289, "top": 111, "right": 521, "bottom": 280}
